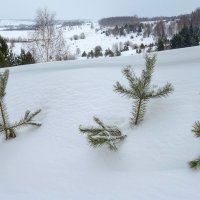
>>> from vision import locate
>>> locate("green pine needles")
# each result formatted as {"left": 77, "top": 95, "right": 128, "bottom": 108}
{"left": 189, "top": 121, "right": 200, "bottom": 169}
{"left": 79, "top": 117, "right": 126, "bottom": 150}
{"left": 0, "top": 69, "right": 41, "bottom": 140}
{"left": 114, "top": 54, "right": 174, "bottom": 125}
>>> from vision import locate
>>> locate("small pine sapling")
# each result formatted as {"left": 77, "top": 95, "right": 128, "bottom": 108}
{"left": 0, "top": 69, "right": 41, "bottom": 140}
{"left": 189, "top": 121, "right": 200, "bottom": 169}
{"left": 79, "top": 117, "right": 126, "bottom": 151}
{"left": 114, "top": 54, "right": 174, "bottom": 125}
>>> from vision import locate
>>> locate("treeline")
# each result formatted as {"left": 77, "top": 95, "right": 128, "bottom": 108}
{"left": 177, "top": 9, "right": 200, "bottom": 31}
{"left": 98, "top": 9, "right": 200, "bottom": 28}
{"left": 155, "top": 8, "right": 200, "bottom": 50}
{"left": 140, "top": 16, "right": 179, "bottom": 22}
{"left": 99, "top": 8, "right": 200, "bottom": 41}
{"left": 99, "top": 15, "right": 179, "bottom": 27}
{"left": 99, "top": 16, "right": 140, "bottom": 27}
{"left": 62, "top": 20, "right": 85, "bottom": 27}
{"left": 153, "top": 9, "right": 200, "bottom": 39}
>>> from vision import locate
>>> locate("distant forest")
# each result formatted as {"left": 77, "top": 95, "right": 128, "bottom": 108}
{"left": 98, "top": 9, "right": 199, "bottom": 28}
{"left": 98, "top": 8, "right": 200, "bottom": 40}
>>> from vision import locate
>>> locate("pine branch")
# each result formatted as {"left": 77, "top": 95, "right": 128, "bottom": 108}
{"left": 0, "top": 98, "right": 9, "bottom": 129}
{"left": 93, "top": 117, "right": 106, "bottom": 129}
{"left": 147, "top": 83, "right": 174, "bottom": 99}
{"left": 141, "top": 54, "right": 156, "bottom": 86}
{"left": 0, "top": 70, "right": 9, "bottom": 98}
{"left": 106, "top": 125, "right": 122, "bottom": 136}
{"left": 113, "top": 81, "right": 133, "bottom": 99}
{"left": 145, "top": 54, "right": 156, "bottom": 74}
{"left": 189, "top": 157, "right": 200, "bottom": 169}
{"left": 79, "top": 117, "right": 126, "bottom": 151}
{"left": 189, "top": 121, "right": 200, "bottom": 170}
{"left": 122, "top": 66, "right": 137, "bottom": 88}
{"left": 87, "top": 135, "right": 108, "bottom": 148}
{"left": 0, "top": 69, "right": 41, "bottom": 140}
{"left": 192, "top": 121, "right": 200, "bottom": 137}
{"left": 10, "top": 109, "right": 42, "bottom": 130}
{"left": 79, "top": 125, "right": 102, "bottom": 135}
{"left": 0, "top": 123, "right": 3, "bottom": 132}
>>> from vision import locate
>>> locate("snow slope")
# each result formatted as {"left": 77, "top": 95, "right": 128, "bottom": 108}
{"left": 0, "top": 46, "right": 200, "bottom": 200}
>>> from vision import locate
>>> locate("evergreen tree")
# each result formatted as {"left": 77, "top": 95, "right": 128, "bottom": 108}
{"left": 17, "top": 49, "right": 35, "bottom": 65}
{"left": 114, "top": 54, "right": 174, "bottom": 125}
{"left": 79, "top": 117, "right": 126, "bottom": 151}
{"left": 0, "top": 36, "right": 20, "bottom": 67}
{"left": 157, "top": 38, "right": 164, "bottom": 51}
{"left": 0, "top": 70, "right": 41, "bottom": 140}
{"left": 7, "top": 49, "right": 18, "bottom": 66}
{"left": 170, "top": 26, "right": 200, "bottom": 49}
{"left": 0, "top": 36, "right": 9, "bottom": 67}
{"left": 94, "top": 46, "right": 103, "bottom": 57}
{"left": 82, "top": 51, "right": 87, "bottom": 57}
{"left": 104, "top": 49, "right": 114, "bottom": 57}
{"left": 189, "top": 121, "right": 200, "bottom": 169}
{"left": 115, "top": 50, "right": 121, "bottom": 56}
{"left": 0, "top": 51, "right": 9, "bottom": 67}
{"left": 90, "top": 50, "right": 94, "bottom": 58}
{"left": 87, "top": 50, "right": 94, "bottom": 59}
{"left": 138, "top": 24, "right": 142, "bottom": 33}
{"left": 140, "top": 43, "right": 145, "bottom": 50}
{"left": 0, "top": 36, "right": 9, "bottom": 57}
{"left": 123, "top": 45, "right": 129, "bottom": 51}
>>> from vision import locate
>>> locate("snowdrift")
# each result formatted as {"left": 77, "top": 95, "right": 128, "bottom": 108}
{"left": 0, "top": 46, "right": 200, "bottom": 200}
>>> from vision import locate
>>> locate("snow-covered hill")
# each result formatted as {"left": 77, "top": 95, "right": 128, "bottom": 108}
{"left": 0, "top": 19, "right": 154, "bottom": 57}
{"left": 0, "top": 46, "right": 200, "bottom": 200}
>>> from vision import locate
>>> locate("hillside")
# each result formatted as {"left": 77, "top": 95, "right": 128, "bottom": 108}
{"left": 0, "top": 19, "right": 154, "bottom": 56}
{"left": 0, "top": 46, "right": 200, "bottom": 199}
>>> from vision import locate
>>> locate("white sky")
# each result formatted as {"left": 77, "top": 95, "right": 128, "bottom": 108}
{"left": 1, "top": 0, "right": 200, "bottom": 20}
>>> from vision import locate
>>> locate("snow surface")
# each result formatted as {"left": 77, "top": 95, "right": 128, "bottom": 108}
{"left": 0, "top": 46, "right": 200, "bottom": 199}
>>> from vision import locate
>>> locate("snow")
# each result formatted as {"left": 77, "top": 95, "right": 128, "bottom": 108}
{"left": 65, "top": 23, "right": 154, "bottom": 55}
{"left": 0, "top": 46, "right": 200, "bottom": 199}
{"left": 0, "top": 20, "right": 154, "bottom": 57}
{"left": 0, "top": 30, "right": 30, "bottom": 39}
{"left": 0, "top": 19, "right": 34, "bottom": 27}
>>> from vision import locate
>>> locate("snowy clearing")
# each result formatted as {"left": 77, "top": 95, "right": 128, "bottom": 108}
{"left": 0, "top": 46, "right": 200, "bottom": 199}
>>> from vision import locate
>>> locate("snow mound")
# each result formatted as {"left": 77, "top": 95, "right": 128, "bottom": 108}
{"left": 0, "top": 46, "right": 200, "bottom": 200}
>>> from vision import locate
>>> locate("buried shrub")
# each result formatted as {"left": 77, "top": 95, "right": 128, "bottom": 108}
{"left": 114, "top": 54, "right": 174, "bottom": 125}
{"left": 79, "top": 117, "right": 126, "bottom": 151}
{"left": 0, "top": 70, "right": 41, "bottom": 140}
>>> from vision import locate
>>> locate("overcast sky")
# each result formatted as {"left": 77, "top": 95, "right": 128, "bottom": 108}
{"left": 1, "top": 0, "right": 199, "bottom": 20}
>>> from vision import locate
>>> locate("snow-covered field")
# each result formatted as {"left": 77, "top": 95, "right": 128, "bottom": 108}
{"left": 0, "top": 19, "right": 34, "bottom": 27}
{"left": 0, "top": 46, "right": 200, "bottom": 199}
{"left": 0, "top": 19, "right": 154, "bottom": 57}
{"left": 64, "top": 22, "right": 154, "bottom": 55}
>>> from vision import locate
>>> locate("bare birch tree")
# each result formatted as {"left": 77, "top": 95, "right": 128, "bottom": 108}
{"left": 27, "top": 8, "right": 67, "bottom": 62}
